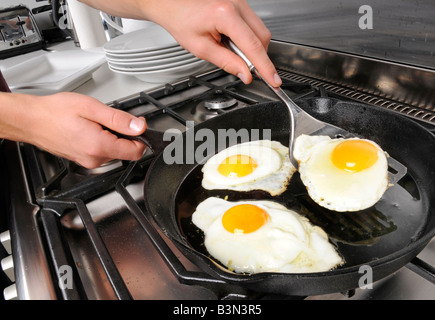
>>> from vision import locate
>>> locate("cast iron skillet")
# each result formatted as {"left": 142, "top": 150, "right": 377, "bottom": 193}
{"left": 142, "top": 97, "right": 435, "bottom": 296}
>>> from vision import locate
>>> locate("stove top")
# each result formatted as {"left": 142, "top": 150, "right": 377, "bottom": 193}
{"left": 1, "top": 40, "right": 434, "bottom": 301}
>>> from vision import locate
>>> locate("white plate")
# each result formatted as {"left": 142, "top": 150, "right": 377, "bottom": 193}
{"left": 109, "top": 60, "right": 212, "bottom": 83}
{"left": 2, "top": 50, "right": 105, "bottom": 95}
{"left": 103, "top": 25, "right": 179, "bottom": 54}
{"left": 105, "top": 50, "right": 194, "bottom": 63}
{"left": 104, "top": 45, "right": 186, "bottom": 59}
{"left": 108, "top": 56, "right": 200, "bottom": 71}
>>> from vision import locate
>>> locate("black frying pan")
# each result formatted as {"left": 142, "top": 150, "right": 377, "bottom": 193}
{"left": 142, "top": 97, "right": 435, "bottom": 296}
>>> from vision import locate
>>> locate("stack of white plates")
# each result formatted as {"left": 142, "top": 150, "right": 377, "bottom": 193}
{"left": 104, "top": 24, "right": 210, "bottom": 83}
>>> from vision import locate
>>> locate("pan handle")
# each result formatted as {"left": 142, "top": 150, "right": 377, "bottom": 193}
{"left": 110, "top": 127, "right": 169, "bottom": 154}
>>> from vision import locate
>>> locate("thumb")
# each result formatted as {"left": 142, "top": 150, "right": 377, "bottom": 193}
{"left": 110, "top": 111, "right": 147, "bottom": 136}
{"left": 127, "top": 116, "right": 147, "bottom": 135}
{"left": 83, "top": 102, "right": 147, "bottom": 136}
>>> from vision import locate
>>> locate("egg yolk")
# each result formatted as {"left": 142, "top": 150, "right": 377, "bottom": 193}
{"left": 218, "top": 154, "right": 257, "bottom": 178}
{"left": 331, "top": 140, "right": 378, "bottom": 173}
{"left": 222, "top": 204, "right": 269, "bottom": 234}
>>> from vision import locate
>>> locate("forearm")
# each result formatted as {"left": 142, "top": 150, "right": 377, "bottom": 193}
{"left": 0, "top": 92, "right": 41, "bottom": 144}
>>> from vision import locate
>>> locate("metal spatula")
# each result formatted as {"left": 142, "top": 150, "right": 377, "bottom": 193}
{"left": 221, "top": 36, "right": 406, "bottom": 184}
{"left": 222, "top": 36, "right": 349, "bottom": 168}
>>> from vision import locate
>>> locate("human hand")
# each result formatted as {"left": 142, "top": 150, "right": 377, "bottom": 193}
{"left": 145, "top": 0, "right": 281, "bottom": 87}
{"left": 81, "top": 0, "right": 280, "bottom": 85}
{"left": 3, "top": 92, "right": 147, "bottom": 168}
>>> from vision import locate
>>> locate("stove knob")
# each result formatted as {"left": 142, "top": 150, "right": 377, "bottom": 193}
{"left": 0, "top": 230, "right": 11, "bottom": 254}
{"left": 3, "top": 284, "right": 17, "bottom": 300}
{"left": 1, "top": 255, "right": 14, "bottom": 282}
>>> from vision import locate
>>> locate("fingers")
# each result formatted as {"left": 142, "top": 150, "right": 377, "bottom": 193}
{"left": 234, "top": 0, "right": 272, "bottom": 49}
{"left": 74, "top": 126, "right": 147, "bottom": 169}
{"left": 153, "top": 0, "right": 280, "bottom": 87}
{"left": 97, "top": 129, "right": 147, "bottom": 162}
{"left": 78, "top": 98, "right": 148, "bottom": 166}
{"left": 83, "top": 101, "right": 147, "bottom": 136}
{"left": 77, "top": 124, "right": 147, "bottom": 168}
{"left": 216, "top": 2, "right": 281, "bottom": 87}
{"left": 191, "top": 0, "right": 281, "bottom": 87}
{"left": 196, "top": 36, "right": 254, "bottom": 84}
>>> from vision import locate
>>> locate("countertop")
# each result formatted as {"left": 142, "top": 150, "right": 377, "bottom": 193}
{"left": 0, "top": 40, "right": 163, "bottom": 104}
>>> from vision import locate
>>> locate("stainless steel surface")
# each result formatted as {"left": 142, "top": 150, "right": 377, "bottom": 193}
{"left": 249, "top": 0, "right": 435, "bottom": 70}
{"left": 310, "top": 239, "right": 435, "bottom": 300}
{"left": 268, "top": 40, "right": 435, "bottom": 124}
{"left": 5, "top": 142, "right": 57, "bottom": 300}
{"left": 60, "top": 181, "right": 217, "bottom": 300}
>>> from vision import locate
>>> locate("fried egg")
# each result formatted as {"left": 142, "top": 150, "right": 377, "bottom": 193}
{"left": 293, "top": 134, "right": 389, "bottom": 212}
{"left": 191, "top": 197, "right": 343, "bottom": 274}
{"left": 201, "top": 140, "right": 295, "bottom": 196}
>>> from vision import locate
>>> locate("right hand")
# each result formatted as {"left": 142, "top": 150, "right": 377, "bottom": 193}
{"left": 147, "top": 0, "right": 282, "bottom": 87}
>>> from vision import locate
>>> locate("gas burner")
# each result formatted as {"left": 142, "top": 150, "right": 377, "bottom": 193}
{"left": 69, "top": 159, "right": 124, "bottom": 176}
{"left": 203, "top": 92, "right": 237, "bottom": 110}
{"left": 192, "top": 92, "right": 239, "bottom": 122}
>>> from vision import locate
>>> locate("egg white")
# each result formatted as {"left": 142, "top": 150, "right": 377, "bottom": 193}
{"left": 201, "top": 140, "right": 296, "bottom": 196}
{"left": 293, "top": 134, "right": 389, "bottom": 212}
{"left": 191, "top": 197, "right": 344, "bottom": 274}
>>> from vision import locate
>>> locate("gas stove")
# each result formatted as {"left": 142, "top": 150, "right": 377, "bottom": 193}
{"left": 1, "top": 40, "right": 434, "bottom": 301}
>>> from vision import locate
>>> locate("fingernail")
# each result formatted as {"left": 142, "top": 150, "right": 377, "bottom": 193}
{"left": 274, "top": 73, "right": 282, "bottom": 86}
{"left": 237, "top": 73, "right": 249, "bottom": 84}
{"left": 129, "top": 117, "right": 145, "bottom": 133}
